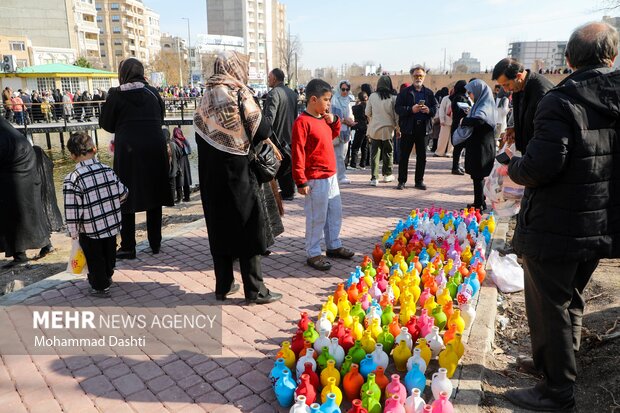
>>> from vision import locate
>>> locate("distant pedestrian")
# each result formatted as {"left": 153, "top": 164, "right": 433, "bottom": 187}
{"left": 395, "top": 66, "right": 437, "bottom": 190}
{"left": 172, "top": 127, "right": 192, "bottom": 202}
{"left": 63, "top": 132, "right": 128, "bottom": 298}
{"left": 434, "top": 89, "right": 453, "bottom": 157}
{"left": 263, "top": 68, "right": 298, "bottom": 200}
{"left": 366, "top": 75, "right": 398, "bottom": 186}
{"left": 449, "top": 80, "right": 470, "bottom": 175}
{"left": 349, "top": 91, "right": 369, "bottom": 170}
{"left": 330, "top": 80, "right": 356, "bottom": 185}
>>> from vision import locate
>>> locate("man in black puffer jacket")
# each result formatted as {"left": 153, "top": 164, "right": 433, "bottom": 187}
{"left": 505, "top": 21, "right": 620, "bottom": 411}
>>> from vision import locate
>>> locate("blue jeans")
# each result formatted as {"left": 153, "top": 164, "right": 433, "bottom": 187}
{"left": 304, "top": 175, "right": 343, "bottom": 258}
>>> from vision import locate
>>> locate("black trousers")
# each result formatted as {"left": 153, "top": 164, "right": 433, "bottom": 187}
{"left": 277, "top": 170, "right": 296, "bottom": 199}
{"left": 452, "top": 142, "right": 465, "bottom": 170}
{"left": 79, "top": 234, "right": 116, "bottom": 290}
{"left": 522, "top": 255, "right": 599, "bottom": 398}
{"left": 398, "top": 124, "right": 428, "bottom": 184}
{"left": 212, "top": 254, "right": 268, "bottom": 300}
{"left": 472, "top": 177, "right": 485, "bottom": 206}
{"left": 349, "top": 130, "right": 369, "bottom": 168}
{"left": 120, "top": 208, "right": 162, "bottom": 251}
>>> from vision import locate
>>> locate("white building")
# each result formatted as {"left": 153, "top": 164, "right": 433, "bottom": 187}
{"left": 508, "top": 41, "right": 567, "bottom": 71}
{"left": 73, "top": 0, "right": 101, "bottom": 65}
{"left": 452, "top": 52, "right": 480, "bottom": 73}
{"left": 144, "top": 7, "right": 161, "bottom": 64}
{"left": 206, "top": 0, "right": 286, "bottom": 83}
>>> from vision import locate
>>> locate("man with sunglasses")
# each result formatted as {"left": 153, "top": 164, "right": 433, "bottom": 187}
{"left": 395, "top": 66, "right": 437, "bottom": 190}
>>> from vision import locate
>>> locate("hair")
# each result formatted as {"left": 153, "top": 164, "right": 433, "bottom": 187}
{"left": 361, "top": 83, "right": 373, "bottom": 96}
{"left": 566, "top": 22, "right": 619, "bottom": 69}
{"left": 377, "top": 75, "right": 395, "bottom": 100}
{"left": 306, "top": 79, "right": 332, "bottom": 99}
{"left": 271, "top": 68, "right": 285, "bottom": 82}
{"left": 67, "top": 132, "right": 95, "bottom": 157}
{"left": 358, "top": 91, "right": 368, "bottom": 101}
{"left": 338, "top": 80, "right": 351, "bottom": 90}
{"left": 409, "top": 65, "right": 426, "bottom": 75}
{"left": 492, "top": 58, "right": 524, "bottom": 80}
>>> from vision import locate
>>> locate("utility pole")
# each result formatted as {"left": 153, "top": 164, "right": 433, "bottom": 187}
{"left": 177, "top": 38, "right": 183, "bottom": 87}
{"left": 182, "top": 17, "right": 192, "bottom": 88}
{"left": 443, "top": 48, "right": 447, "bottom": 74}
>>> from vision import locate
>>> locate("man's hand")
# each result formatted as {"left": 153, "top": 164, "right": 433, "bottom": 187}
{"left": 298, "top": 186, "right": 311, "bottom": 196}
{"left": 411, "top": 104, "right": 421, "bottom": 114}
{"left": 420, "top": 105, "right": 430, "bottom": 114}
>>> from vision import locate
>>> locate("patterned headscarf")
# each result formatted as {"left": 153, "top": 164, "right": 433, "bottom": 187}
{"left": 194, "top": 51, "right": 261, "bottom": 155}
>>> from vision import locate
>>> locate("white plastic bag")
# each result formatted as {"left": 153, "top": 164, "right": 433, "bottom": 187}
{"left": 66, "top": 239, "right": 88, "bottom": 275}
{"left": 487, "top": 249, "right": 524, "bottom": 293}
{"left": 484, "top": 143, "right": 524, "bottom": 217}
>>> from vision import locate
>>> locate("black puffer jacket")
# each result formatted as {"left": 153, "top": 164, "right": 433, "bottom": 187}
{"left": 508, "top": 66, "right": 620, "bottom": 261}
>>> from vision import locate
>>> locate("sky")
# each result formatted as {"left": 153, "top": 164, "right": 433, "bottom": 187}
{"left": 145, "top": 0, "right": 617, "bottom": 72}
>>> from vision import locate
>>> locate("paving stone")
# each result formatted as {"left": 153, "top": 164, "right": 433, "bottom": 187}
{"left": 235, "top": 394, "right": 266, "bottom": 412}
{"left": 146, "top": 375, "right": 175, "bottom": 393}
{"left": 79, "top": 375, "right": 115, "bottom": 397}
{"left": 212, "top": 375, "right": 239, "bottom": 393}
{"left": 103, "top": 363, "right": 131, "bottom": 380}
{"left": 204, "top": 367, "right": 230, "bottom": 382}
{"left": 111, "top": 373, "right": 146, "bottom": 397}
{"left": 161, "top": 359, "right": 195, "bottom": 381}
{"left": 239, "top": 370, "right": 271, "bottom": 393}
{"left": 224, "top": 383, "right": 252, "bottom": 402}
{"left": 177, "top": 374, "right": 204, "bottom": 390}
{"left": 132, "top": 360, "right": 165, "bottom": 381}
{"left": 156, "top": 384, "right": 192, "bottom": 405}
{"left": 195, "top": 391, "right": 229, "bottom": 411}
{"left": 194, "top": 360, "right": 218, "bottom": 375}
{"left": 225, "top": 359, "right": 253, "bottom": 377}
{"left": 185, "top": 381, "right": 213, "bottom": 398}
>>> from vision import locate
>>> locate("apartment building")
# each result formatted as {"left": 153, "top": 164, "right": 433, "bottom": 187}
{"left": 96, "top": 0, "right": 159, "bottom": 71}
{"left": 508, "top": 41, "right": 567, "bottom": 71}
{"left": 144, "top": 8, "right": 161, "bottom": 64}
{"left": 206, "top": 0, "right": 286, "bottom": 82}
{"left": 73, "top": 0, "right": 101, "bottom": 65}
{"left": 0, "top": 36, "right": 33, "bottom": 68}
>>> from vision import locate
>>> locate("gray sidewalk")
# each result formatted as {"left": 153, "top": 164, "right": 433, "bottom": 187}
{"left": 0, "top": 156, "right": 501, "bottom": 412}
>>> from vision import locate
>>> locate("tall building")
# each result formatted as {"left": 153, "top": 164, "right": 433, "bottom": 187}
{"left": 144, "top": 7, "right": 161, "bottom": 64}
{"left": 452, "top": 52, "right": 480, "bottom": 73}
{"left": 0, "top": 36, "right": 33, "bottom": 68}
{"left": 206, "top": 0, "right": 286, "bottom": 83}
{"left": 0, "top": 0, "right": 93, "bottom": 65}
{"left": 96, "top": 0, "right": 154, "bottom": 71}
{"left": 508, "top": 41, "right": 567, "bottom": 71}
{"left": 73, "top": 0, "right": 101, "bottom": 65}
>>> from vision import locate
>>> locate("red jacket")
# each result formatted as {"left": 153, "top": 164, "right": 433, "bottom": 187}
{"left": 291, "top": 112, "right": 341, "bottom": 187}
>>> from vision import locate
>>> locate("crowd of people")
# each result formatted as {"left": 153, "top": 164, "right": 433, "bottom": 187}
{"left": 1, "top": 20, "right": 619, "bottom": 412}
{"left": 1, "top": 87, "right": 109, "bottom": 124}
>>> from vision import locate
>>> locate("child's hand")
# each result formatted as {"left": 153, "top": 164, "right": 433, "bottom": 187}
{"left": 298, "top": 186, "right": 311, "bottom": 196}
{"left": 324, "top": 113, "right": 334, "bottom": 124}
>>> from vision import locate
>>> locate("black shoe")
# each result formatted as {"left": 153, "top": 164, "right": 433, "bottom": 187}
{"left": 89, "top": 287, "right": 111, "bottom": 298}
{"left": 215, "top": 283, "right": 241, "bottom": 301}
{"left": 414, "top": 182, "right": 427, "bottom": 190}
{"left": 2, "top": 254, "right": 29, "bottom": 269}
{"left": 451, "top": 168, "right": 465, "bottom": 175}
{"left": 505, "top": 386, "right": 575, "bottom": 412}
{"left": 245, "top": 290, "right": 282, "bottom": 305}
{"left": 396, "top": 183, "right": 405, "bottom": 190}
{"left": 183, "top": 196, "right": 190, "bottom": 202}
{"left": 516, "top": 355, "right": 541, "bottom": 376}
{"left": 151, "top": 246, "right": 160, "bottom": 254}
{"left": 38, "top": 244, "right": 55, "bottom": 258}
{"left": 175, "top": 197, "right": 182, "bottom": 204}
{"left": 116, "top": 249, "right": 136, "bottom": 259}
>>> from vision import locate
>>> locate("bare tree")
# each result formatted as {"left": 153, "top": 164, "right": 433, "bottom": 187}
{"left": 277, "top": 33, "right": 303, "bottom": 84}
{"left": 597, "top": 0, "right": 620, "bottom": 10}
{"left": 151, "top": 51, "right": 190, "bottom": 86}
{"left": 200, "top": 52, "right": 219, "bottom": 80}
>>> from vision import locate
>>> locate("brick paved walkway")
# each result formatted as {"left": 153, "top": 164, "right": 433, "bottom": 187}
{"left": 0, "top": 156, "right": 479, "bottom": 413}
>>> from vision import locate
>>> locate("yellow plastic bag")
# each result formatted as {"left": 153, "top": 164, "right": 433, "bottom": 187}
{"left": 67, "top": 239, "right": 88, "bottom": 275}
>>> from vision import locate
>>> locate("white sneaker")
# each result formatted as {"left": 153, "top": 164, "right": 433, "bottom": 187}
{"left": 382, "top": 175, "right": 395, "bottom": 183}
{"left": 339, "top": 178, "right": 351, "bottom": 185}
{"left": 370, "top": 179, "right": 378, "bottom": 186}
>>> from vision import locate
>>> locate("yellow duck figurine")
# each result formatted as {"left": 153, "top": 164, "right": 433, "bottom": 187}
{"left": 448, "top": 309, "right": 465, "bottom": 334}
{"left": 436, "top": 287, "right": 452, "bottom": 307}
{"left": 423, "top": 296, "right": 437, "bottom": 314}
{"left": 392, "top": 340, "right": 412, "bottom": 372}
{"left": 340, "top": 305, "right": 354, "bottom": 329}
{"left": 369, "top": 318, "right": 382, "bottom": 340}
{"left": 415, "top": 338, "right": 432, "bottom": 366}
{"left": 461, "top": 245, "right": 473, "bottom": 264}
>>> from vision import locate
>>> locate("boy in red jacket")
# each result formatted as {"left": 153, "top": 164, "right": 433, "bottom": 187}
{"left": 291, "top": 79, "right": 355, "bottom": 271}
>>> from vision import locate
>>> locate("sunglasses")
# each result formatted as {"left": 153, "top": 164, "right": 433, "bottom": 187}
{"left": 341, "top": 88, "right": 350, "bottom": 91}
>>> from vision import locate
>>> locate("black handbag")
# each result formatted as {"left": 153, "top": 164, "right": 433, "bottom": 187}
{"left": 238, "top": 92, "right": 281, "bottom": 183}
{"left": 272, "top": 132, "right": 291, "bottom": 180}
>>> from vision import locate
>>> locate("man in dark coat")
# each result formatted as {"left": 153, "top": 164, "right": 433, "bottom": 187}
{"left": 0, "top": 117, "right": 51, "bottom": 267}
{"left": 395, "top": 66, "right": 438, "bottom": 190}
{"left": 100, "top": 58, "right": 173, "bottom": 259}
{"left": 504, "top": 21, "right": 620, "bottom": 411}
{"left": 492, "top": 57, "right": 554, "bottom": 154}
{"left": 263, "top": 68, "right": 298, "bottom": 200}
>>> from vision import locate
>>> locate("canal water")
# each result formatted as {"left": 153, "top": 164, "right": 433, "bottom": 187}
{"left": 31, "top": 125, "right": 200, "bottom": 217}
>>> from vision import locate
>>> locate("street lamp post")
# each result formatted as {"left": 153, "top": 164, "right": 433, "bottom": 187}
{"left": 182, "top": 17, "right": 192, "bottom": 88}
